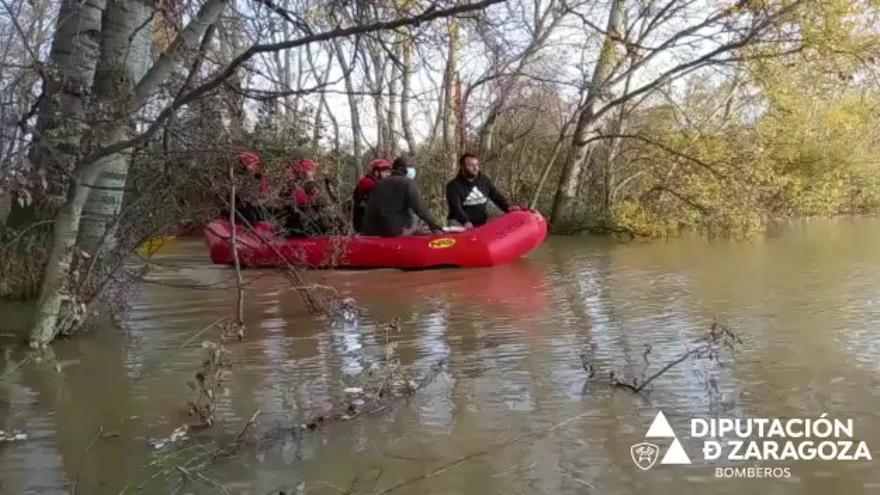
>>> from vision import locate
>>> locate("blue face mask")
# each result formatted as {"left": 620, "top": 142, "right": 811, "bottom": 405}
{"left": 405, "top": 167, "right": 417, "bottom": 180}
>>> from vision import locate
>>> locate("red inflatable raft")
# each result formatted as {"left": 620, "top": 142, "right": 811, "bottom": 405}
{"left": 203, "top": 210, "right": 548, "bottom": 269}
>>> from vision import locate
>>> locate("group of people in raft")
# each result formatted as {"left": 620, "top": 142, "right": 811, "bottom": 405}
{"left": 231, "top": 151, "right": 523, "bottom": 238}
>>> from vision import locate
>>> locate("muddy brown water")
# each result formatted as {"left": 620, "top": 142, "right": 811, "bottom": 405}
{"left": 2, "top": 218, "right": 880, "bottom": 494}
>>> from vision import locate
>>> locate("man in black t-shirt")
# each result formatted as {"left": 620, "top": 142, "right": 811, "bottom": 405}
{"left": 446, "top": 153, "right": 520, "bottom": 229}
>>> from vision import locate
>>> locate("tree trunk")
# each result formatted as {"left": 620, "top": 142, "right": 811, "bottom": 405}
{"left": 600, "top": 69, "right": 635, "bottom": 219}
{"left": 400, "top": 37, "right": 417, "bottom": 154}
{"left": 322, "top": 97, "right": 341, "bottom": 155}
{"left": 220, "top": 18, "right": 245, "bottom": 138}
{"left": 478, "top": 104, "right": 500, "bottom": 156}
{"left": 332, "top": 39, "right": 362, "bottom": 174}
{"left": 9, "top": 0, "right": 106, "bottom": 229}
{"left": 549, "top": 0, "right": 625, "bottom": 230}
{"left": 365, "top": 46, "right": 388, "bottom": 155}
{"left": 293, "top": 48, "right": 304, "bottom": 115}
{"left": 441, "top": 22, "right": 459, "bottom": 172}
{"left": 430, "top": 80, "right": 444, "bottom": 148}
{"left": 134, "top": 0, "right": 229, "bottom": 102}
{"left": 31, "top": 0, "right": 228, "bottom": 345}
{"left": 78, "top": 0, "right": 153, "bottom": 256}
{"left": 454, "top": 73, "right": 464, "bottom": 152}
{"left": 310, "top": 68, "right": 332, "bottom": 146}
{"left": 29, "top": 163, "right": 102, "bottom": 346}
{"left": 530, "top": 116, "right": 575, "bottom": 209}
{"left": 387, "top": 55, "right": 400, "bottom": 156}
{"left": 312, "top": 96, "right": 324, "bottom": 146}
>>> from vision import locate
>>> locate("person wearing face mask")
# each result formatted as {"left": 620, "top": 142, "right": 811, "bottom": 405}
{"left": 446, "top": 153, "right": 520, "bottom": 229}
{"left": 362, "top": 155, "right": 443, "bottom": 237}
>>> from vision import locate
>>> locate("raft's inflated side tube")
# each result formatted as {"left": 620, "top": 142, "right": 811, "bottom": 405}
{"left": 203, "top": 210, "right": 548, "bottom": 269}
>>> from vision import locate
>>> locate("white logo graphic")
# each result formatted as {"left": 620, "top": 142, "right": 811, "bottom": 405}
{"left": 631, "top": 442, "right": 660, "bottom": 470}
{"left": 631, "top": 412, "right": 870, "bottom": 478}
{"left": 463, "top": 186, "right": 487, "bottom": 206}
{"left": 632, "top": 411, "right": 692, "bottom": 470}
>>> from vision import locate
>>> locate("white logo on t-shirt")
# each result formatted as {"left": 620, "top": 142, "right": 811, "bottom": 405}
{"left": 463, "top": 186, "right": 487, "bottom": 206}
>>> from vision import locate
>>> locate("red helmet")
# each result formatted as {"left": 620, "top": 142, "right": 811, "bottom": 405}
{"left": 370, "top": 158, "right": 391, "bottom": 171}
{"left": 236, "top": 151, "right": 260, "bottom": 173}
{"left": 290, "top": 157, "right": 318, "bottom": 177}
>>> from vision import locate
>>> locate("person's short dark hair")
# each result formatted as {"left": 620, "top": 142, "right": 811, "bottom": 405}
{"left": 458, "top": 153, "right": 478, "bottom": 168}
{"left": 392, "top": 155, "right": 413, "bottom": 172}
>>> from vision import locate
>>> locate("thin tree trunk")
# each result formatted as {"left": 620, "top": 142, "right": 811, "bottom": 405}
{"left": 387, "top": 54, "right": 400, "bottom": 156}
{"left": 601, "top": 70, "right": 635, "bottom": 219}
{"left": 221, "top": 19, "right": 245, "bottom": 138}
{"left": 280, "top": 0, "right": 292, "bottom": 112}
{"left": 322, "top": 97, "right": 340, "bottom": 154}
{"left": 312, "top": 97, "right": 324, "bottom": 146}
{"left": 530, "top": 117, "right": 575, "bottom": 209}
{"left": 332, "top": 39, "right": 362, "bottom": 174}
{"left": 442, "top": 22, "right": 459, "bottom": 172}
{"left": 229, "top": 162, "right": 244, "bottom": 329}
{"left": 550, "top": 0, "right": 625, "bottom": 229}
{"left": 400, "top": 36, "right": 417, "bottom": 154}
{"left": 293, "top": 48, "right": 304, "bottom": 115}
{"left": 478, "top": 103, "right": 500, "bottom": 155}
{"left": 309, "top": 46, "right": 333, "bottom": 145}
{"left": 454, "top": 73, "right": 464, "bottom": 152}
{"left": 365, "top": 46, "right": 388, "bottom": 155}
{"left": 430, "top": 82, "right": 444, "bottom": 148}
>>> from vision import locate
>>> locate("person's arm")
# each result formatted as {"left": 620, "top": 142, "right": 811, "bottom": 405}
{"left": 446, "top": 180, "right": 472, "bottom": 225}
{"left": 485, "top": 175, "right": 512, "bottom": 212}
{"left": 408, "top": 182, "right": 442, "bottom": 231}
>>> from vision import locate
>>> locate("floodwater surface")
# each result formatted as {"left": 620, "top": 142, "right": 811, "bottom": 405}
{"left": 1, "top": 218, "right": 880, "bottom": 494}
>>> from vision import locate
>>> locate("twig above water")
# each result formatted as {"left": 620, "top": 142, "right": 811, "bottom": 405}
{"left": 597, "top": 322, "right": 741, "bottom": 394}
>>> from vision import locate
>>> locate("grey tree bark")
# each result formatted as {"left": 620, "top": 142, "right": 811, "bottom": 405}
{"left": 308, "top": 44, "right": 332, "bottom": 146}
{"left": 322, "top": 97, "right": 340, "bottom": 154}
{"left": 550, "top": 0, "right": 625, "bottom": 229}
{"left": 31, "top": 0, "right": 229, "bottom": 346}
{"left": 387, "top": 54, "right": 400, "bottom": 156}
{"left": 6, "top": 0, "right": 106, "bottom": 230}
{"left": 25, "top": 0, "right": 108, "bottom": 344}
{"left": 441, "top": 24, "right": 458, "bottom": 172}
{"left": 29, "top": 161, "right": 104, "bottom": 346}
{"left": 332, "top": 39, "right": 362, "bottom": 174}
{"left": 77, "top": 0, "right": 153, "bottom": 256}
{"left": 363, "top": 44, "right": 389, "bottom": 155}
{"left": 399, "top": 36, "right": 417, "bottom": 154}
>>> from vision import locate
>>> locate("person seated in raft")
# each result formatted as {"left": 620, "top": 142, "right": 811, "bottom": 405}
{"left": 352, "top": 158, "right": 392, "bottom": 233}
{"left": 224, "top": 151, "right": 270, "bottom": 224}
{"left": 281, "top": 157, "right": 337, "bottom": 237}
{"left": 362, "top": 155, "right": 443, "bottom": 237}
{"left": 445, "top": 152, "right": 521, "bottom": 229}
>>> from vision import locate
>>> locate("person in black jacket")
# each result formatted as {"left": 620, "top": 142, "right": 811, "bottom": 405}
{"left": 446, "top": 153, "right": 520, "bottom": 228}
{"left": 363, "top": 156, "right": 443, "bottom": 237}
